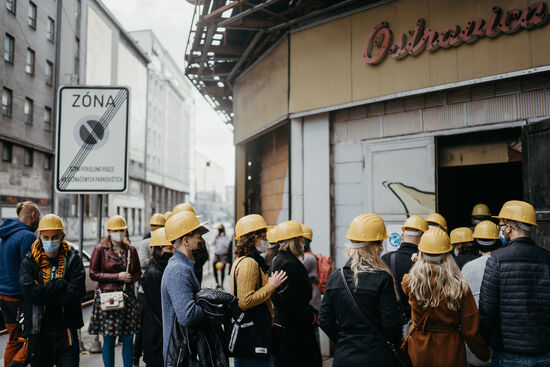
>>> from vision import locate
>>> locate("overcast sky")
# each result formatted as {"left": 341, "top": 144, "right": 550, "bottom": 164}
{"left": 102, "top": 0, "right": 235, "bottom": 186}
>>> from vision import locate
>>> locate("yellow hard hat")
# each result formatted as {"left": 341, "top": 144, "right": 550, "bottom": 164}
{"left": 149, "top": 213, "right": 166, "bottom": 227}
{"left": 473, "top": 220, "right": 499, "bottom": 240}
{"left": 267, "top": 226, "right": 281, "bottom": 243}
{"left": 418, "top": 228, "right": 452, "bottom": 254}
{"left": 107, "top": 215, "right": 127, "bottom": 231}
{"left": 164, "top": 211, "right": 173, "bottom": 220}
{"left": 346, "top": 214, "right": 389, "bottom": 242}
{"left": 149, "top": 228, "right": 172, "bottom": 247}
{"left": 172, "top": 203, "right": 196, "bottom": 215}
{"left": 401, "top": 215, "right": 428, "bottom": 232}
{"left": 278, "top": 220, "right": 304, "bottom": 241}
{"left": 37, "top": 214, "right": 65, "bottom": 232}
{"left": 472, "top": 203, "right": 491, "bottom": 217}
{"left": 449, "top": 227, "right": 474, "bottom": 245}
{"left": 493, "top": 200, "right": 537, "bottom": 226}
{"left": 235, "top": 214, "right": 267, "bottom": 240}
{"left": 426, "top": 213, "right": 448, "bottom": 231}
{"left": 215, "top": 262, "right": 224, "bottom": 271}
{"left": 165, "top": 211, "right": 208, "bottom": 242}
{"left": 302, "top": 224, "right": 313, "bottom": 240}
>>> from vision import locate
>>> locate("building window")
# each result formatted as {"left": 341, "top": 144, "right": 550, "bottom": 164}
{"left": 24, "top": 148, "right": 33, "bottom": 167}
{"left": 43, "top": 153, "right": 51, "bottom": 170}
{"left": 44, "top": 106, "right": 51, "bottom": 131}
{"left": 24, "top": 97, "right": 33, "bottom": 123}
{"left": 4, "top": 33, "right": 14, "bottom": 63}
{"left": 2, "top": 88, "right": 12, "bottom": 116}
{"left": 25, "top": 48, "right": 34, "bottom": 75}
{"left": 47, "top": 17, "right": 55, "bottom": 42}
{"left": 27, "top": 1, "right": 36, "bottom": 29}
{"left": 45, "top": 60, "right": 53, "bottom": 85}
{"left": 1, "top": 142, "right": 12, "bottom": 162}
{"left": 6, "top": 0, "right": 15, "bottom": 14}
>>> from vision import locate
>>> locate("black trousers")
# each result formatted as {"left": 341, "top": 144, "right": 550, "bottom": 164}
{"left": 29, "top": 328, "right": 79, "bottom": 367}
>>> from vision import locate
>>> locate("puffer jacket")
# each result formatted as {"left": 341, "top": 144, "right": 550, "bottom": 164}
{"left": 479, "top": 237, "right": 550, "bottom": 355}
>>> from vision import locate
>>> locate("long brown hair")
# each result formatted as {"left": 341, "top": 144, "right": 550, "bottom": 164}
{"left": 279, "top": 237, "right": 303, "bottom": 259}
{"left": 234, "top": 231, "right": 261, "bottom": 258}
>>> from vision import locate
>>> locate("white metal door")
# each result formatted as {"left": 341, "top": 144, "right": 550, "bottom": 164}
{"left": 363, "top": 137, "right": 436, "bottom": 253}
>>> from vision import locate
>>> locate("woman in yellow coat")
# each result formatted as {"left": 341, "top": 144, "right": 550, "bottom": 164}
{"left": 402, "top": 228, "right": 490, "bottom": 367}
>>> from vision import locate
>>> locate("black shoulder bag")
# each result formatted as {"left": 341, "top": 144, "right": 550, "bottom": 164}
{"left": 339, "top": 268, "right": 412, "bottom": 367}
{"left": 225, "top": 257, "right": 272, "bottom": 358}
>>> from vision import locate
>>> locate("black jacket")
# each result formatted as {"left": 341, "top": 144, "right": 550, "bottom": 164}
{"left": 19, "top": 248, "right": 86, "bottom": 337}
{"left": 479, "top": 237, "right": 550, "bottom": 355}
{"left": 381, "top": 243, "right": 417, "bottom": 319}
{"left": 319, "top": 263, "right": 402, "bottom": 367}
{"left": 455, "top": 249, "right": 480, "bottom": 270}
{"left": 270, "top": 250, "right": 321, "bottom": 367}
{"left": 141, "top": 257, "right": 168, "bottom": 367}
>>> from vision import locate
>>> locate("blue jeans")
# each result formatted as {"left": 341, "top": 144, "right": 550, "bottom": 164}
{"left": 234, "top": 357, "right": 273, "bottom": 367}
{"left": 493, "top": 351, "right": 550, "bottom": 367}
{"left": 102, "top": 334, "right": 134, "bottom": 367}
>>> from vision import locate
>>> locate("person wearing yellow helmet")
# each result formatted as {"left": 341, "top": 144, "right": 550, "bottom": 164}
{"left": 461, "top": 221, "right": 501, "bottom": 367}
{"left": 228, "top": 215, "right": 287, "bottom": 365}
{"left": 450, "top": 227, "right": 479, "bottom": 270}
{"left": 480, "top": 201, "right": 550, "bottom": 366}
{"left": 319, "top": 214, "right": 402, "bottom": 367}
{"left": 20, "top": 214, "right": 86, "bottom": 367}
{"left": 470, "top": 203, "right": 492, "bottom": 228}
{"left": 402, "top": 228, "right": 490, "bottom": 367}
{"left": 141, "top": 229, "right": 174, "bottom": 367}
{"left": 161, "top": 211, "right": 210, "bottom": 366}
{"left": 382, "top": 215, "right": 428, "bottom": 326}
{"left": 89, "top": 215, "right": 142, "bottom": 367}
{"left": 270, "top": 220, "right": 321, "bottom": 367}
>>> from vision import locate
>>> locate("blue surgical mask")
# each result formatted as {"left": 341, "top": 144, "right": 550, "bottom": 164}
{"left": 42, "top": 240, "right": 60, "bottom": 253}
{"left": 499, "top": 228, "right": 508, "bottom": 246}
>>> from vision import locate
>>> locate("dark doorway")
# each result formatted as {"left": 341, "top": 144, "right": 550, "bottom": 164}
{"left": 437, "top": 128, "right": 523, "bottom": 231}
{"left": 438, "top": 162, "right": 523, "bottom": 231}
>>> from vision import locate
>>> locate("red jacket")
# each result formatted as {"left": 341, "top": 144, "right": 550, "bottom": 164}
{"left": 89, "top": 240, "right": 141, "bottom": 291}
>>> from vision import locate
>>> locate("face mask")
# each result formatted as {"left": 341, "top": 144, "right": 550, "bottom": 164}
{"left": 191, "top": 240, "right": 209, "bottom": 267}
{"left": 300, "top": 243, "right": 305, "bottom": 251}
{"left": 499, "top": 228, "right": 508, "bottom": 246}
{"left": 111, "top": 232, "right": 123, "bottom": 243}
{"left": 256, "top": 240, "right": 269, "bottom": 254}
{"left": 42, "top": 240, "right": 60, "bottom": 253}
{"left": 158, "top": 252, "right": 173, "bottom": 263}
{"left": 454, "top": 248, "right": 460, "bottom": 257}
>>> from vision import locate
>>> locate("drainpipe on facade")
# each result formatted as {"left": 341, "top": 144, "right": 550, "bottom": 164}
{"left": 51, "top": 0, "right": 63, "bottom": 213}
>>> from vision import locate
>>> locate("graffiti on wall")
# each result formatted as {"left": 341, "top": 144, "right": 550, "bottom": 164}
{"left": 383, "top": 181, "right": 436, "bottom": 216}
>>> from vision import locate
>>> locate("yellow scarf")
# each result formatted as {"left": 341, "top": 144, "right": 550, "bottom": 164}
{"left": 31, "top": 239, "right": 70, "bottom": 284}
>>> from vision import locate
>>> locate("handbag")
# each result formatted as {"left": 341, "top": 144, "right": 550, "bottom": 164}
{"left": 100, "top": 249, "right": 130, "bottom": 311}
{"left": 225, "top": 257, "right": 272, "bottom": 357}
{"left": 340, "top": 268, "right": 413, "bottom": 367}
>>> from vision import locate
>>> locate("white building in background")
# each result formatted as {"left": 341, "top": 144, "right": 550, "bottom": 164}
{"left": 130, "top": 30, "right": 195, "bottom": 218}
{"left": 194, "top": 151, "right": 227, "bottom": 223}
{"left": 53, "top": 0, "right": 195, "bottom": 240}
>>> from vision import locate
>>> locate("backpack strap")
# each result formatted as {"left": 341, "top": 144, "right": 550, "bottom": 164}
{"left": 390, "top": 251, "right": 397, "bottom": 276}
{"left": 233, "top": 257, "right": 263, "bottom": 297}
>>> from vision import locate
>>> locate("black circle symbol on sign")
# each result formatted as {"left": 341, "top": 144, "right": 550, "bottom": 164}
{"left": 79, "top": 120, "right": 104, "bottom": 145}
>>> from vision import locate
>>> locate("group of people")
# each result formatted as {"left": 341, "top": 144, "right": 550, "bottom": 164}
{"left": 0, "top": 198, "right": 549, "bottom": 367}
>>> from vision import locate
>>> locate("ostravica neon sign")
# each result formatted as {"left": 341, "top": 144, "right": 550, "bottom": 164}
{"left": 363, "top": 2, "right": 549, "bottom": 65}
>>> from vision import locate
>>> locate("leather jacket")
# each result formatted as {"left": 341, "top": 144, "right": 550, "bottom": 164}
{"left": 89, "top": 240, "right": 141, "bottom": 291}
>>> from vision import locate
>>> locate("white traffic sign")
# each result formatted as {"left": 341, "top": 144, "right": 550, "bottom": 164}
{"left": 55, "top": 86, "right": 130, "bottom": 193}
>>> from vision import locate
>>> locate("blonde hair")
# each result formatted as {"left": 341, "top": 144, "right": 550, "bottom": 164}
{"left": 345, "top": 242, "right": 399, "bottom": 301}
{"left": 279, "top": 237, "right": 303, "bottom": 259}
{"left": 16, "top": 201, "right": 39, "bottom": 219}
{"left": 405, "top": 252, "right": 469, "bottom": 311}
